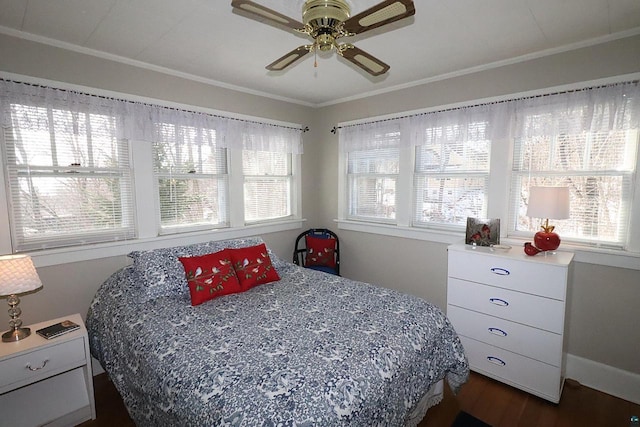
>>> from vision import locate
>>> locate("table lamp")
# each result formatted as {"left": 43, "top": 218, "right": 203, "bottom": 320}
{"left": 0, "top": 255, "right": 43, "bottom": 342}
{"left": 526, "top": 186, "right": 570, "bottom": 252}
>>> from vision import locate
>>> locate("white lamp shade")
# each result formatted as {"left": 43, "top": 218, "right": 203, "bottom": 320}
{"left": 0, "top": 255, "right": 43, "bottom": 296}
{"left": 526, "top": 186, "right": 570, "bottom": 220}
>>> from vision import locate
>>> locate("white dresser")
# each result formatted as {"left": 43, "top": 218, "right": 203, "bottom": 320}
{"left": 447, "top": 243, "right": 573, "bottom": 403}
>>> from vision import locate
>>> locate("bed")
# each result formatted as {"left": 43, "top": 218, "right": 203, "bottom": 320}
{"left": 87, "top": 237, "right": 468, "bottom": 426}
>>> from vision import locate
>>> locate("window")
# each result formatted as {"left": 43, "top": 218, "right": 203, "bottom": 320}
{"left": 0, "top": 79, "right": 305, "bottom": 257}
{"left": 348, "top": 145, "right": 399, "bottom": 221}
{"left": 413, "top": 121, "right": 490, "bottom": 228}
{"left": 153, "top": 123, "right": 228, "bottom": 233}
{"left": 342, "top": 122, "right": 402, "bottom": 223}
{"left": 338, "top": 81, "right": 640, "bottom": 255}
{"left": 243, "top": 150, "right": 292, "bottom": 222}
{"left": 2, "top": 103, "right": 134, "bottom": 251}
{"left": 510, "top": 93, "right": 638, "bottom": 249}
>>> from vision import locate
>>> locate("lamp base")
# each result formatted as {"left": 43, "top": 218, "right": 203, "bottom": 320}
{"left": 2, "top": 326, "right": 31, "bottom": 342}
{"left": 534, "top": 230, "right": 561, "bottom": 252}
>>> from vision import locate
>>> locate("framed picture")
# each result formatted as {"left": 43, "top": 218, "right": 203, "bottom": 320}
{"left": 465, "top": 217, "right": 500, "bottom": 246}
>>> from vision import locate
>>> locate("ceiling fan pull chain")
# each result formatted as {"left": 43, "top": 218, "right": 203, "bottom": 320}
{"left": 314, "top": 49, "right": 318, "bottom": 68}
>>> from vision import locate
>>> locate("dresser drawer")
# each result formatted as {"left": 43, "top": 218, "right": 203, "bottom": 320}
{"left": 0, "top": 337, "right": 86, "bottom": 389}
{"left": 460, "top": 336, "right": 562, "bottom": 402}
{"left": 448, "top": 277, "right": 565, "bottom": 333}
{"left": 447, "top": 305, "right": 563, "bottom": 367}
{"left": 448, "top": 249, "right": 567, "bottom": 300}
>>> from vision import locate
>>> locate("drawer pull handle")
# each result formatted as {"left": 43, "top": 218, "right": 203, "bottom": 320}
{"left": 487, "top": 356, "right": 506, "bottom": 366}
{"left": 26, "top": 359, "right": 49, "bottom": 371}
{"left": 489, "top": 298, "right": 509, "bottom": 307}
{"left": 488, "top": 327, "right": 508, "bottom": 337}
{"left": 490, "top": 267, "right": 510, "bottom": 276}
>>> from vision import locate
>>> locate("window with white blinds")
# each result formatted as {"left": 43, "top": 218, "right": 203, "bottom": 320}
{"left": 339, "top": 81, "right": 640, "bottom": 254}
{"left": 3, "top": 104, "right": 135, "bottom": 251}
{"left": 413, "top": 121, "right": 490, "bottom": 228}
{"left": 153, "top": 123, "right": 228, "bottom": 233}
{"left": 508, "top": 83, "right": 640, "bottom": 249}
{"left": 243, "top": 150, "right": 292, "bottom": 222}
{"left": 510, "top": 127, "right": 638, "bottom": 248}
{"left": 347, "top": 133, "right": 400, "bottom": 222}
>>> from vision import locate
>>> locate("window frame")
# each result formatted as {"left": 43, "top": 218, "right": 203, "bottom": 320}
{"left": 242, "top": 149, "right": 295, "bottom": 224}
{"left": 152, "top": 124, "right": 230, "bottom": 235}
{"left": 1, "top": 103, "right": 136, "bottom": 252}
{"left": 346, "top": 146, "right": 400, "bottom": 224}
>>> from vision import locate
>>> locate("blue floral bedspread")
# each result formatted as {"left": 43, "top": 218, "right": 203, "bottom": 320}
{"left": 87, "top": 241, "right": 468, "bottom": 426}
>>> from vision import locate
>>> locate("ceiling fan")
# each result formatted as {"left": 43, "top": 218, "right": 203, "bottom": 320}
{"left": 230, "top": 0, "right": 416, "bottom": 76}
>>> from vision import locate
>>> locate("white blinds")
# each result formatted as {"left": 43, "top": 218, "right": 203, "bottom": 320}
{"left": 153, "top": 123, "right": 229, "bottom": 233}
{"left": 243, "top": 150, "right": 292, "bottom": 222}
{"left": 3, "top": 104, "right": 135, "bottom": 251}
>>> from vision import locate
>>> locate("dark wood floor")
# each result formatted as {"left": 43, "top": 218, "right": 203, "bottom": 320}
{"left": 81, "top": 372, "right": 639, "bottom": 426}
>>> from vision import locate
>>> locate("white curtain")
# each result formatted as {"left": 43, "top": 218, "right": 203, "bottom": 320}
{"left": 0, "top": 79, "right": 304, "bottom": 152}
{"left": 227, "top": 120, "right": 303, "bottom": 154}
{"left": 339, "top": 118, "right": 410, "bottom": 152}
{"left": 339, "top": 103, "right": 513, "bottom": 152}
{"left": 338, "top": 81, "right": 640, "bottom": 150}
{"left": 511, "top": 81, "right": 640, "bottom": 138}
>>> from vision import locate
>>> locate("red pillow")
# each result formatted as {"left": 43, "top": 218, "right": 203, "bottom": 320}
{"left": 304, "top": 235, "right": 336, "bottom": 268}
{"left": 179, "top": 250, "right": 242, "bottom": 306}
{"left": 228, "top": 243, "right": 280, "bottom": 288}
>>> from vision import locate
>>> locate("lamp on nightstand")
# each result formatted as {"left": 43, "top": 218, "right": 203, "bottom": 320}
{"left": 0, "top": 255, "right": 43, "bottom": 342}
{"left": 526, "top": 186, "right": 570, "bottom": 252}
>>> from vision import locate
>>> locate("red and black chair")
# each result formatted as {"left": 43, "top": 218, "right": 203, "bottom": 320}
{"left": 293, "top": 228, "right": 340, "bottom": 276}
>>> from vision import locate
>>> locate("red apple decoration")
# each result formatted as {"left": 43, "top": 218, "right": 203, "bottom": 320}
{"left": 534, "top": 223, "right": 561, "bottom": 251}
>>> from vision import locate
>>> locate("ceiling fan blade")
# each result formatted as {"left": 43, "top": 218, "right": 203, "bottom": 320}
{"left": 266, "top": 46, "right": 312, "bottom": 71}
{"left": 338, "top": 44, "right": 390, "bottom": 76}
{"left": 231, "top": 0, "right": 305, "bottom": 31}
{"left": 342, "top": 0, "right": 415, "bottom": 35}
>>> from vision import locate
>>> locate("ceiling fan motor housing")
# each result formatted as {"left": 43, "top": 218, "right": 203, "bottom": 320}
{"left": 303, "top": 0, "right": 351, "bottom": 51}
{"left": 303, "top": 0, "right": 350, "bottom": 29}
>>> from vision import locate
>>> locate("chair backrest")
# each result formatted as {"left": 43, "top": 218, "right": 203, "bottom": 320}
{"left": 293, "top": 228, "right": 340, "bottom": 275}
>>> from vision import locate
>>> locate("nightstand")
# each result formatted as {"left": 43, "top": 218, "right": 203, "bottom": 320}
{"left": 447, "top": 243, "right": 573, "bottom": 403}
{"left": 0, "top": 313, "right": 96, "bottom": 426}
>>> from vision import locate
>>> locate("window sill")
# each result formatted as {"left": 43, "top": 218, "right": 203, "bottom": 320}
{"left": 335, "top": 219, "right": 640, "bottom": 270}
{"left": 29, "top": 219, "right": 306, "bottom": 268}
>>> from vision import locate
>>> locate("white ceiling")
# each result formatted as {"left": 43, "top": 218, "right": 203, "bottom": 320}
{"left": 1, "top": 0, "right": 639, "bottom": 106}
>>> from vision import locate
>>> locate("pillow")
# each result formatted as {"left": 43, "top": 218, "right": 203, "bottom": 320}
{"left": 179, "top": 250, "right": 242, "bottom": 306}
{"left": 228, "top": 243, "right": 280, "bottom": 288}
{"left": 128, "top": 236, "right": 274, "bottom": 302}
{"left": 304, "top": 235, "right": 337, "bottom": 268}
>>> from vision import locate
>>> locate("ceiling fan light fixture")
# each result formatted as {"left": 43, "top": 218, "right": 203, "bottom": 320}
{"left": 316, "top": 33, "right": 336, "bottom": 51}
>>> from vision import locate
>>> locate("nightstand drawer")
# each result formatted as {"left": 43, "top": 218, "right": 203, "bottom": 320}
{"left": 447, "top": 305, "right": 563, "bottom": 366}
{"left": 448, "top": 277, "right": 565, "bottom": 333}
{"left": 448, "top": 249, "right": 567, "bottom": 300}
{"left": 460, "top": 336, "right": 562, "bottom": 402}
{"left": 0, "top": 337, "right": 86, "bottom": 389}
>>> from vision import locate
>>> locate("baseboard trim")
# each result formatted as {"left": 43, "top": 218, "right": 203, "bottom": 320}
{"left": 566, "top": 353, "right": 640, "bottom": 405}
